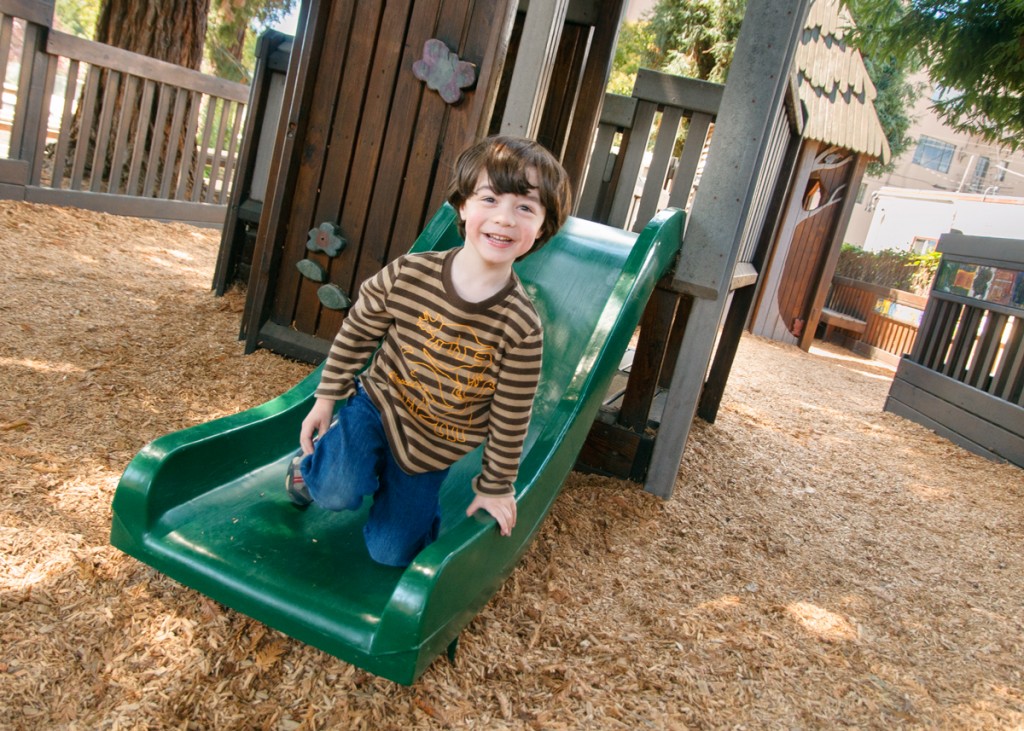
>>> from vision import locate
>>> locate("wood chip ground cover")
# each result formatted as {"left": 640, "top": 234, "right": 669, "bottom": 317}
{"left": 0, "top": 201, "right": 1021, "bottom": 730}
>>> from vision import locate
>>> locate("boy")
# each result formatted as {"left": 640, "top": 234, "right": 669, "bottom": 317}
{"left": 286, "top": 135, "right": 572, "bottom": 567}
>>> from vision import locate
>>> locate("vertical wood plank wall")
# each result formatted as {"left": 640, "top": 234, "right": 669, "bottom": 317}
{"left": 244, "top": 0, "right": 516, "bottom": 359}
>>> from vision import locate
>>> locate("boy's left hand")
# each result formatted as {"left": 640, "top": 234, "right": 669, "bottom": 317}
{"left": 466, "top": 494, "right": 517, "bottom": 536}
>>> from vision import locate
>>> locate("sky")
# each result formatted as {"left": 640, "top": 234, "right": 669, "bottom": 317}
{"left": 271, "top": 6, "right": 299, "bottom": 35}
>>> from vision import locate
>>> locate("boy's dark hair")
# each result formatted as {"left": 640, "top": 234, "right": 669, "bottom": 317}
{"left": 447, "top": 135, "right": 572, "bottom": 255}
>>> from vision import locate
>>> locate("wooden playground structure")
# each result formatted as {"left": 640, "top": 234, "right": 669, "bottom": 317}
{"left": 0, "top": 0, "right": 907, "bottom": 497}
{"left": 121, "top": 0, "right": 819, "bottom": 682}
{"left": 212, "top": 0, "right": 813, "bottom": 499}
{"left": 885, "top": 232, "right": 1024, "bottom": 468}
{"left": 3, "top": 0, "right": 1021, "bottom": 689}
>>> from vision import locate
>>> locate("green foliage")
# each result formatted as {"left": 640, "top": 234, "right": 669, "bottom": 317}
{"left": 608, "top": 20, "right": 657, "bottom": 95}
{"left": 646, "top": 0, "right": 745, "bottom": 82}
{"left": 609, "top": 0, "right": 915, "bottom": 172}
{"left": 836, "top": 243, "right": 940, "bottom": 295}
{"left": 848, "top": 0, "right": 1024, "bottom": 151}
{"left": 207, "top": 0, "right": 296, "bottom": 83}
{"left": 53, "top": 0, "right": 99, "bottom": 37}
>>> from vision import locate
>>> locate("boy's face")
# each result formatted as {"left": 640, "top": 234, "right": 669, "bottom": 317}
{"left": 458, "top": 170, "right": 545, "bottom": 268}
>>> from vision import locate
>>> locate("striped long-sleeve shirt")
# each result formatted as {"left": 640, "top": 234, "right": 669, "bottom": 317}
{"left": 315, "top": 248, "right": 543, "bottom": 497}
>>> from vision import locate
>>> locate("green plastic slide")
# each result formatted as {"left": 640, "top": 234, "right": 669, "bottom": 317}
{"left": 110, "top": 205, "right": 684, "bottom": 685}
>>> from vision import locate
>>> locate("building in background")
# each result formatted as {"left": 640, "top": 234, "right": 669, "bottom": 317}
{"left": 857, "top": 187, "right": 1024, "bottom": 254}
{"left": 845, "top": 71, "right": 1024, "bottom": 252}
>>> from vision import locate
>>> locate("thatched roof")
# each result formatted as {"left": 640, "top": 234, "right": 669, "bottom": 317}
{"left": 796, "top": 0, "right": 891, "bottom": 163}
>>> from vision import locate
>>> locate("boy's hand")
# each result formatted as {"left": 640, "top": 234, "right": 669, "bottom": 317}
{"left": 466, "top": 493, "right": 517, "bottom": 536}
{"left": 299, "top": 397, "right": 335, "bottom": 454}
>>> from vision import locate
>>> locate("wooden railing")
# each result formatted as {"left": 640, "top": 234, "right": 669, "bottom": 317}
{"left": 885, "top": 233, "right": 1023, "bottom": 466}
{"left": 822, "top": 276, "right": 929, "bottom": 365}
{"left": 577, "top": 69, "right": 723, "bottom": 233}
{"left": 575, "top": 66, "right": 802, "bottom": 478}
{"left": 0, "top": 0, "right": 249, "bottom": 226}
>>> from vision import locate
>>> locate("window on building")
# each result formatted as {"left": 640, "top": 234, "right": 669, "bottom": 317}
{"left": 969, "top": 156, "right": 991, "bottom": 193}
{"left": 856, "top": 182, "right": 867, "bottom": 204}
{"left": 911, "top": 236, "right": 937, "bottom": 254}
{"left": 997, "top": 162, "right": 1008, "bottom": 182}
{"left": 912, "top": 136, "right": 956, "bottom": 173}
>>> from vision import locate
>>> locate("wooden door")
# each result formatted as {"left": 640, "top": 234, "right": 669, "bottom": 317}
{"left": 244, "top": 0, "right": 516, "bottom": 361}
{"left": 775, "top": 143, "right": 856, "bottom": 339}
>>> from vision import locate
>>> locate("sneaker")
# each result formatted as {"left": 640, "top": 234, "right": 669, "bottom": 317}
{"left": 285, "top": 456, "right": 312, "bottom": 509}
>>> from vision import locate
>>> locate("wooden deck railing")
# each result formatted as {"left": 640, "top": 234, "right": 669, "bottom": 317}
{"left": 821, "top": 276, "right": 929, "bottom": 365}
{"left": 885, "top": 233, "right": 1023, "bottom": 466}
{"left": 0, "top": 0, "right": 249, "bottom": 226}
{"left": 575, "top": 67, "right": 801, "bottom": 478}
{"left": 577, "top": 69, "right": 723, "bottom": 233}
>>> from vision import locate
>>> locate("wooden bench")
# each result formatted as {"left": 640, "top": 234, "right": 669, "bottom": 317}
{"left": 820, "top": 306, "right": 867, "bottom": 341}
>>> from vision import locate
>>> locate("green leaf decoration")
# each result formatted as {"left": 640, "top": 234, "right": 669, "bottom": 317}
{"left": 296, "top": 258, "right": 327, "bottom": 282}
{"left": 317, "top": 284, "right": 352, "bottom": 310}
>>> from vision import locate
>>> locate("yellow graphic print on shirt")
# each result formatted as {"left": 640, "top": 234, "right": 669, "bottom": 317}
{"left": 390, "top": 311, "right": 498, "bottom": 443}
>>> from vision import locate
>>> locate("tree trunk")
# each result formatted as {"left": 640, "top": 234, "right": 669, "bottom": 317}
{"left": 95, "top": 0, "right": 208, "bottom": 69}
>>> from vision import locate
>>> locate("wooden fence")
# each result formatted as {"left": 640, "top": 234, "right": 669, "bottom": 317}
{"left": 821, "top": 276, "right": 929, "bottom": 365}
{"left": 0, "top": 0, "right": 248, "bottom": 226}
{"left": 885, "top": 232, "right": 1023, "bottom": 467}
{"left": 574, "top": 70, "right": 725, "bottom": 477}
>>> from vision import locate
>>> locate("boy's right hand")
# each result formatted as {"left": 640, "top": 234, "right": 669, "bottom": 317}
{"left": 300, "top": 397, "right": 336, "bottom": 454}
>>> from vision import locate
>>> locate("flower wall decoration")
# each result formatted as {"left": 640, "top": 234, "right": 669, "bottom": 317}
{"left": 300, "top": 221, "right": 351, "bottom": 309}
{"left": 307, "top": 221, "right": 346, "bottom": 256}
{"left": 412, "top": 39, "right": 476, "bottom": 105}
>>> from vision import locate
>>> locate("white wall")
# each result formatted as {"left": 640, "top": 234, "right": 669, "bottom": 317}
{"left": 861, "top": 188, "right": 1024, "bottom": 253}
{"left": 862, "top": 194, "right": 954, "bottom": 252}
{"left": 950, "top": 198, "right": 1024, "bottom": 238}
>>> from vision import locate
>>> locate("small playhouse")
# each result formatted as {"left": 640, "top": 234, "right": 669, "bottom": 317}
{"left": 747, "top": 0, "right": 890, "bottom": 349}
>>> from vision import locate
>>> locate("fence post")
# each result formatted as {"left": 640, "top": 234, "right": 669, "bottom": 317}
{"left": 2, "top": 1, "right": 54, "bottom": 179}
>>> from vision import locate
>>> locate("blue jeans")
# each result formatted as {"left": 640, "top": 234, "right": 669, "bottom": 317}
{"left": 299, "top": 382, "right": 449, "bottom": 567}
